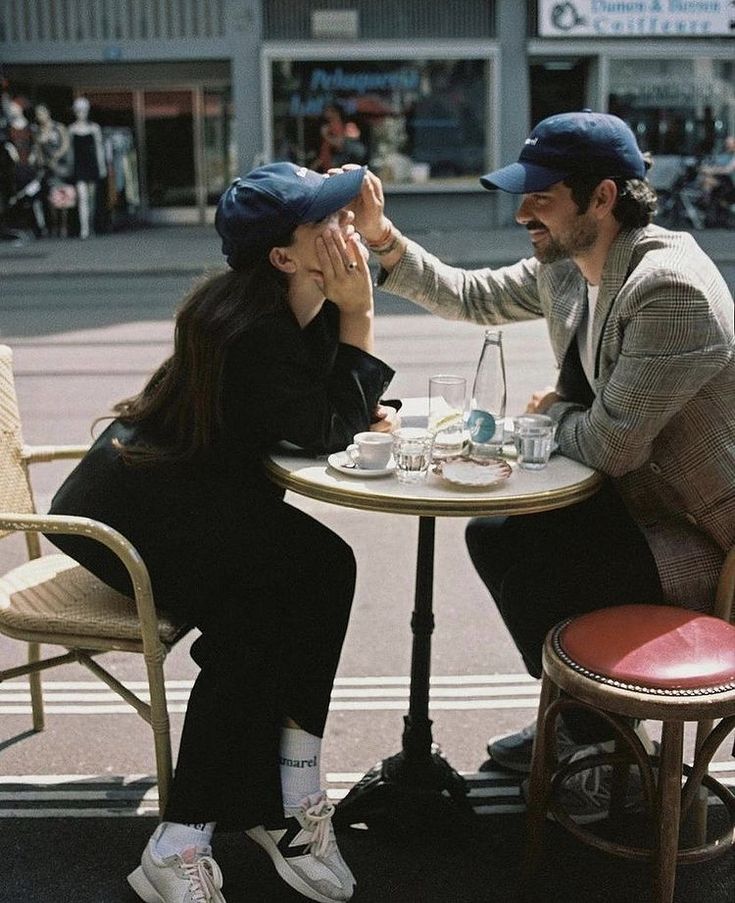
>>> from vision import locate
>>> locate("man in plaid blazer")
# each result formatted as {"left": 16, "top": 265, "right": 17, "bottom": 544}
{"left": 353, "top": 111, "right": 735, "bottom": 808}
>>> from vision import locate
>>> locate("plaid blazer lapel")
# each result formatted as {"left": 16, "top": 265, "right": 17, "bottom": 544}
{"left": 545, "top": 264, "right": 587, "bottom": 368}
{"left": 590, "top": 228, "right": 643, "bottom": 381}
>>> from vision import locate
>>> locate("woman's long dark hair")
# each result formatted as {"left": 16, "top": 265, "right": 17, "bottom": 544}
{"left": 111, "top": 260, "right": 289, "bottom": 465}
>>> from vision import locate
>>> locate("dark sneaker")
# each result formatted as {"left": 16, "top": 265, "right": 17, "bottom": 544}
{"left": 522, "top": 744, "right": 650, "bottom": 825}
{"left": 483, "top": 719, "right": 583, "bottom": 774}
{"left": 483, "top": 719, "right": 655, "bottom": 775}
{"left": 246, "top": 791, "right": 355, "bottom": 903}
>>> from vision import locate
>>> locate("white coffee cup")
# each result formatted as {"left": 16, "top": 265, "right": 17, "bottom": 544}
{"left": 346, "top": 432, "right": 393, "bottom": 470}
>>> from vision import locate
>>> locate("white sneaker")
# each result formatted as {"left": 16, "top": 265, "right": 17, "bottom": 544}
{"left": 128, "top": 823, "right": 226, "bottom": 903}
{"left": 246, "top": 791, "right": 355, "bottom": 903}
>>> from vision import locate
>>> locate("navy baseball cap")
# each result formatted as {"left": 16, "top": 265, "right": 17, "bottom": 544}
{"left": 481, "top": 110, "right": 646, "bottom": 194}
{"left": 215, "top": 162, "right": 366, "bottom": 269}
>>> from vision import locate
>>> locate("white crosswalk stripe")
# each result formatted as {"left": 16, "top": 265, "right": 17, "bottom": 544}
{"left": 0, "top": 771, "right": 525, "bottom": 818}
{"left": 0, "top": 674, "right": 541, "bottom": 714}
{"left": 1, "top": 768, "right": 733, "bottom": 819}
{"left": 3, "top": 673, "right": 733, "bottom": 820}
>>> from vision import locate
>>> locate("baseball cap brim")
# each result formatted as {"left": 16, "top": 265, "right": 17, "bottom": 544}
{"left": 480, "top": 161, "right": 570, "bottom": 194}
{"left": 302, "top": 166, "right": 367, "bottom": 221}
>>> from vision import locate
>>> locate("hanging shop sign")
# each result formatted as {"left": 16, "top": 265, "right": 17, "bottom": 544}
{"left": 539, "top": 0, "right": 735, "bottom": 37}
{"left": 311, "top": 10, "right": 359, "bottom": 40}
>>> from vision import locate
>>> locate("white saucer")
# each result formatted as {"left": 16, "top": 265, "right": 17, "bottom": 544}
{"left": 327, "top": 451, "right": 396, "bottom": 478}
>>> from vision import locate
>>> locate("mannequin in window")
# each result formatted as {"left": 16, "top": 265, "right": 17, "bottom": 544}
{"left": 68, "top": 96, "right": 106, "bottom": 239}
{"left": 0, "top": 86, "right": 22, "bottom": 240}
{"left": 33, "top": 103, "right": 70, "bottom": 237}
{"left": 3, "top": 94, "right": 46, "bottom": 235}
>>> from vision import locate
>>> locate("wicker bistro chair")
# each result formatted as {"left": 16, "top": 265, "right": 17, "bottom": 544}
{"left": 524, "top": 546, "right": 735, "bottom": 903}
{"left": 0, "top": 344, "right": 189, "bottom": 815}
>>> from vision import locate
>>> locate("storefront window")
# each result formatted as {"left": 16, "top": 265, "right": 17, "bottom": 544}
{"left": 270, "top": 58, "right": 488, "bottom": 184}
{"left": 608, "top": 58, "right": 734, "bottom": 157}
{"left": 204, "top": 86, "right": 236, "bottom": 205}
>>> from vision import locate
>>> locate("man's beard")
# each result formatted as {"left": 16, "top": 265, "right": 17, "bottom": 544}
{"left": 530, "top": 215, "right": 598, "bottom": 264}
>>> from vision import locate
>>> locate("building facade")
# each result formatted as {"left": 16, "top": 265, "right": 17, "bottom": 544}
{"left": 2, "top": 0, "right": 732, "bottom": 227}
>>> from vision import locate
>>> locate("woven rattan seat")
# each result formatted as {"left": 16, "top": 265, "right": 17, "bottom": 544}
{"left": 0, "top": 554, "right": 184, "bottom": 646}
{"left": 0, "top": 344, "right": 189, "bottom": 815}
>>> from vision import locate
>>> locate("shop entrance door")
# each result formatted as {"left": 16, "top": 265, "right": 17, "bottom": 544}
{"left": 83, "top": 85, "right": 233, "bottom": 222}
{"left": 143, "top": 90, "right": 196, "bottom": 209}
{"left": 530, "top": 59, "right": 588, "bottom": 126}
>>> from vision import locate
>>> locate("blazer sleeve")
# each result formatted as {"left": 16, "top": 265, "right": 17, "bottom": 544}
{"left": 550, "top": 268, "right": 734, "bottom": 477}
{"left": 378, "top": 239, "right": 545, "bottom": 324}
{"left": 223, "top": 306, "right": 395, "bottom": 454}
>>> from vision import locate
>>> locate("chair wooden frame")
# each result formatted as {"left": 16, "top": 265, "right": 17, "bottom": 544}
{"left": 0, "top": 344, "right": 188, "bottom": 815}
{"left": 525, "top": 546, "right": 735, "bottom": 903}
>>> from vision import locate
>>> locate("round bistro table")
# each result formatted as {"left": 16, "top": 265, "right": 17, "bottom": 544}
{"left": 264, "top": 401, "right": 603, "bottom": 830}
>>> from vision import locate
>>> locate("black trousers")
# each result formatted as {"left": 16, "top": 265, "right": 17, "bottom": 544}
{"left": 465, "top": 481, "right": 663, "bottom": 743}
{"left": 50, "top": 471, "right": 355, "bottom": 831}
{"left": 159, "top": 497, "right": 356, "bottom": 830}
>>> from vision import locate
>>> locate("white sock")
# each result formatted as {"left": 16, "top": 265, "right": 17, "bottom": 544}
{"left": 154, "top": 821, "right": 216, "bottom": 858}
{"left": 279, "top": 726, "right": 322, "bottom": 808}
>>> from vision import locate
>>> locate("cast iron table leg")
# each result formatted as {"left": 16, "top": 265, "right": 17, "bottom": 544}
{"left": 334, "top": 515, "right": 471, "bottom": 830}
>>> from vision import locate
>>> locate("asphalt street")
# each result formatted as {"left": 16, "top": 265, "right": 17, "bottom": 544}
{"left": 1, "top": 226, "right": 734, "bottom": 902}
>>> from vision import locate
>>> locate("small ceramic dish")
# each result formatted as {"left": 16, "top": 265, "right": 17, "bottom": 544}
{"left": 434, "top": 456, "right": 512, "bottom": 488}
{"left": 327, "top": 451, "right": 396, "bottom": 478}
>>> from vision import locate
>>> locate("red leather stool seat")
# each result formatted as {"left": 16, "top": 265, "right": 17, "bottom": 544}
{"left": 558, "top": 604, "right": 735, "bottom": 691}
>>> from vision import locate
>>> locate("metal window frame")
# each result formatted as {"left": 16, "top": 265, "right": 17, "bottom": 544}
{"left": 261, "top": 40, "right": 501, "bottom": 192}
{"left": 75, "top": 79, "right": 229, "bottom": 222}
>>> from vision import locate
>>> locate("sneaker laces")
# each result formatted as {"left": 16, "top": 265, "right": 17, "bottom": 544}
{"left": 300, "top": 793, "right": 337, "bottom": 860}
{"left": 563, "top": 745, "right": 645, "bottom": 810}
{"left": 178, "top": 848, "right": 224, "bottom": 903}
{"left": 564, "top": 749, "right": 611, "bottom": 810}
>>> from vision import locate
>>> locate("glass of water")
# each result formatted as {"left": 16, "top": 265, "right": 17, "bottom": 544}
{"left": 514, "top": 414, "right": 555, "bottom": 470}
{"left": 428, "top": 374, "right": 466, "bottom": 460}
{"left": 392, "top": 427, "right": 435, "bottom": 483}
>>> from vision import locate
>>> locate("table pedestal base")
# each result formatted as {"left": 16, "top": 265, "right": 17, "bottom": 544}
{"left": 334, "top": 716, "right": 475, "bottom": 834}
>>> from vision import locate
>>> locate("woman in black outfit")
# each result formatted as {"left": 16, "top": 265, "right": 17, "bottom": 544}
{"left": 47, "top": 163, "right": 394, "bottom": 903}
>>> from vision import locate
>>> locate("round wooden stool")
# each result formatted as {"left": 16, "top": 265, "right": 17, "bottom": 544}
{"left": 525, "top": 593, "right": 735, "bottom": 903}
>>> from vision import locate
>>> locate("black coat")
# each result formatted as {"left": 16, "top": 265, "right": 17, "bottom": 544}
{"left": 47, "top": 300, "right": 394, "bottom": 608}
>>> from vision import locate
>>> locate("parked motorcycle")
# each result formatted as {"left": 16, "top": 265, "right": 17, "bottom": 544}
{"left": 655, "top": 157, "right": 735, "bottom": 230}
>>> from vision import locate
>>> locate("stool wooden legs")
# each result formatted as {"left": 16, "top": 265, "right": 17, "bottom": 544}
{"left": 655, "top": 721, "right": 684, "bottom": 903}
{"left": 691, "top": 718, "right": 713, "bottom": 844}
{"left": 524, "top": 673, "right": 560, "bottom": 879}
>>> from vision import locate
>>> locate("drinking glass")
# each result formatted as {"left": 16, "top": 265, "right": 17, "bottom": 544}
{"left": 428, "top": 375, "right": 466, "bottom": 460}
{"left": 392, "top": 427, "right": 434, "bottom": 483}
{"left": 514, "top": 414, "right": 555, "bottom": 470}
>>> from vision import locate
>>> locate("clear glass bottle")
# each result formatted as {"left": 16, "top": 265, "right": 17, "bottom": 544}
{"left": 468, "top": 329, "right": 506, "bottom": 457}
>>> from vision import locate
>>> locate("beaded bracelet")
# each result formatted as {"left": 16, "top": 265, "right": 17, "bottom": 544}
{"left": 365, "top": 222, "right": 393, "bottom": 249}
{"left": 367, "top": 227, "right": 402, "bottom": 256}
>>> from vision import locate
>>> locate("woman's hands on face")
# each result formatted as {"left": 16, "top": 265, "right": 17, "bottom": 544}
{"left": 314, "top": 223, "right": 373, "bottom": 315}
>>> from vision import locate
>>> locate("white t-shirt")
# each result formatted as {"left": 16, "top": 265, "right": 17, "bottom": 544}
{"left": 577, "top": 283, "right": 599, "bottom": 389}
